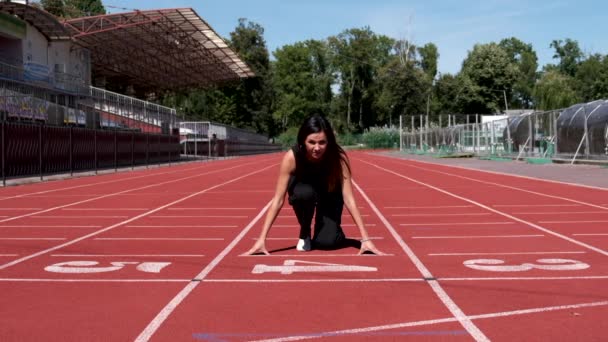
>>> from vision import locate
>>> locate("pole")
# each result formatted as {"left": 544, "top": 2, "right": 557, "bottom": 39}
{"left": 399, "top": 115, "right": 403, "bottom": 151}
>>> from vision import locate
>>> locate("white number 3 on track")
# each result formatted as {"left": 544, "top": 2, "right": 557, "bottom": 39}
{"left": 463, "top": 258, "right": 590, "bottom": 272}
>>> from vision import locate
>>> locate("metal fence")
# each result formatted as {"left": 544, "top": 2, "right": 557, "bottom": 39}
{"left": 1, "top": 120, "right": 180, "bottom": 185}
{"left": 400, "top": 100, "right": 608, "bottom": 163}
{"left": 179, "top": 121, "right": 282, "bottom": 158}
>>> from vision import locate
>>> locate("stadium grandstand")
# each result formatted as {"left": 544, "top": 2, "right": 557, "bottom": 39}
{"left": 0, "top": 1, "right": 279, "bottom": 182}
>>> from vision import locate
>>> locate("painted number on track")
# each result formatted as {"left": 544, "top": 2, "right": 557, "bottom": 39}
{"left": 463, "top": 258, "right": 590, "bottom": 272}
{"left": 252, "top": 259, "right": 377, "bottom": 274}
{"left": 44, "top": 261, "right": 171, "bottom": 274}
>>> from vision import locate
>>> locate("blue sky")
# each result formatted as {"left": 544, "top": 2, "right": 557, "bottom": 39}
{"left": 106, "top": 0, "right": 607, "bottom": 75}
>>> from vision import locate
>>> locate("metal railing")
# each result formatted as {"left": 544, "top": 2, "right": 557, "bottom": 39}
{"left": 399, "top": 101, "right": 608, "bottom": 163}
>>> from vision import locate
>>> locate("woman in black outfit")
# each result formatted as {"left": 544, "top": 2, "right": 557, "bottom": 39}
{"left": 245, "top": 115, "right": 383, "bottom": 255}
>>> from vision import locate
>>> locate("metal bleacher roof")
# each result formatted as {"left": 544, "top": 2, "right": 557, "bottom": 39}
{"left": 63, "top": 7, "right": 255, "bottom": 91}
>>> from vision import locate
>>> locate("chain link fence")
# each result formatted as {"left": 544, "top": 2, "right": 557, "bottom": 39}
{"left": 400, "top": 100, "right": 608, "bottom": 163}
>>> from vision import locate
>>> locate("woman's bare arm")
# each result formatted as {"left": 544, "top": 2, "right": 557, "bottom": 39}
{"left": 244, "top": 150, "right": 296, "bottom": 255}
{"left": 341, "top": 161, "right": 384, "bottom": 255}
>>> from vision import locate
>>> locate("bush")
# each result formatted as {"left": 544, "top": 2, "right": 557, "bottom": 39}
{"left": 337, "top": 132, "right": 362, "bottom": 147}
{"left": 276, "top": 126, "right": 299, "bottom": 149}
{"left": 361, "top": 127, "right": 400, "bottom": 149}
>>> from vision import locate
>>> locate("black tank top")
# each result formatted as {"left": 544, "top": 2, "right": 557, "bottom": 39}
{"left": 291, "top": 144, "right": 329, "bottom": 193}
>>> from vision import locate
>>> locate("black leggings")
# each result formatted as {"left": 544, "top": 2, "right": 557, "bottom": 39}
{"left": 288, "top": 177, "right": 345, "bottom": 249}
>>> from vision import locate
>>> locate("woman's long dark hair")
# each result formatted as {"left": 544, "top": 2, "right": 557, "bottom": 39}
{"left": 297, "top": 115, "right": 350, "bottom": 192}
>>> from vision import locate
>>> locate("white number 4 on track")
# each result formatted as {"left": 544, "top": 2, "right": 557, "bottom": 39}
{"left": 45, "top": 261, "right": 171, "bottom": 274}
{"left": 463, "top": 258, "right": 590, "bottom": 272}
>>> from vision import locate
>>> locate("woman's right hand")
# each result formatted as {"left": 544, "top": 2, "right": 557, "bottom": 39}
{"left": 243, "top": 239, "right": 270, "bottom": 255}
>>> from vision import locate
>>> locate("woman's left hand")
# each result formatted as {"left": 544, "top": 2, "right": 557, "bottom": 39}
{"left": 358, "top": 240, "right": 385, "bottom": 255}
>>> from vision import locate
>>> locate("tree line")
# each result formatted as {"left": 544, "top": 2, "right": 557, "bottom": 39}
{"left": 34, "top": 1, "right": 608, "bottom": 138}
{"left": 168, "top": 20, "right": 607, "bottom": 138}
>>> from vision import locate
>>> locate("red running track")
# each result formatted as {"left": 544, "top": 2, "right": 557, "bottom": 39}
{"left": 0, "top": 152, "right": 607, "bottom": 341}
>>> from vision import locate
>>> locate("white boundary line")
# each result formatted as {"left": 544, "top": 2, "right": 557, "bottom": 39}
{"left": 0, "top": 238, "right": 66, "bottom": 241}
{"left": 428, "top": 251, "right": 586, "bottom": 256}
{"left": 400, "top": 222, "right": 513, "bottom": 226}
{"left": 0, "top": 278, "right": 190, "bottom": 282}
{"left": 352, "top": 180, "right": 489, "bottom": 341}
{"left": 360, "top": 160, "right": 608, "bottom": 257}
{"left": 0, "top": 164, "right": 275, "bottom": 271}
{"left": 251, "top": 300, "right": 608, "bottom": 341}
{"left": 50, "top": 254, "right": 204, "bottom": 257}
{"left": 0, "top": 162, "right": 261, "bottom": 224}
{"left": 412, "top": 235, "right": 544, "bottom": 239}
{"left": 540, "top": 220, "right": 608, "bottom": 224}
{"left": 0, "top": 160, "right": 231, "bottom": 202}
{"left": 383, "top": 153, "right": 608, "bottom": 191}
{"left": 133, "top": 200, "right": 272, "bottom": 342}
{"left": 392, "top": 213, "right": 490, "bottom": 217}
{"left": 94, "top": 238, "right": 225, "bottom": 241}
{"left": 381, "top": 156, "right": 608, "bottom": 210}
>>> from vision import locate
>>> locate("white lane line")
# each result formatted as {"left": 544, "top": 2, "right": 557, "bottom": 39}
{"left": 205, "top": 278, "right": 420, "bottom": 282}
{"left": 387, "top": 153, "right": 608, "bottom": 192}
{"left": 540, "top": 220, "right": 608, "bottom": 224}
{"left": 0, "top": 208, "right": 43, "bottom": 210}
{"left": 0, "top": 225, "right": 102, "bottom": 228}
{"left": 0, "top": 163, "right": 256, "bottom": 224}
{"left": 134, "top": 201, "right": 271, "bottom": 342}
{"left": 0, "top": 254, "right": 18, "bottom": 257}
{"left": 150, "top": 215, "right": 248, "bottom": 218}
{"left": 513, "top": 211, "right": 608, "bottom": 215}
{"left": 0, "top": 164, "right": 275, "bottom": 271}
{"left": 259, "top": 237, "right": 384, "bottom": 241}
{"left": 275, "top": 214, "right": 370, "bottom": 218}
{"left": 62, "top": 208, "right": 149, "bottom": 211}
{"left": 0, "top": 278, "right": 190, "bottom": 282}
{"left": 429, "top": 251, "right": 586, "bottom": 256}
{"left": 0, "top": 238, "right": 66, "bottom": 241}
{"left": 125, "top": 225, "right": 237, "bottom": 228}
{"left": 0, "top": 162, "right": 217, "bottom": 202}
{"left": 51, "top": 254, "right": 204, "bottom": 257}
{"left": 28, "top": 216, "right": 129, "bottom": 219}
{"left": 272, "top": 224, "right": 376, "bottom": 228}
{"left": 94, "top": 238, "right": 225, "bottom": 241}
{"left": 412, "top": 235, "right": 545, "bottom": 239}
{"left": 168, "top": 208, "right": 257, "bottom": 210}
{"left": 573, "top": 234, "right": 608, "bottom": 236}
{"left": 392, "top": 213, "right": 491, "bottom": 217}
{"left": 363, "top": 160, "right": 608, "bottom": 257}
{"left": 393, "top": 159, "right": 608, "bottom": 210}
{"left": 239, "top": 254, "right": 394, "bottom": 257}
{"left": 250, "top": 300, "right": 608, "bottom": 342}
{"left": 494, "top": 204, "right": 583, "bottom": 207}
{"left": 384, "top": 205, "right": 474, "bottom": 209}
{"left": 400, "top": 222, "right": 514, "bottom": 226}
{"left": 440, "top": 276, "right": 608, "bottom": 281}
{"left": 352, "top": 180, "right": 489, "bottom": 341}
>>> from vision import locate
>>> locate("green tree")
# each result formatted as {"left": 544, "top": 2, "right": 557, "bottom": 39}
{"left": 575, "top": 53, "right": 608, "bottom": 101}
{"left": 272, "top": 40, "right": 333, "bottom": 129}
{"left": 432, "top": 73, "right": 461, "bottom": 115}
{"left": 499, "top": 37, "right": 538, "bottom": 108}
{"left": 328, "top": 27, "right": 394, "bottom": 131}
{"left": 417, "top": 43, "right": 439, "bottom": 81}
{"left": 41, "top": 0, "right": 106, "bottom": 18}
{"left": 550, "top": 38, "right": 583, "bottom": 77}
{"left": 377, "top": 58, "right": 431, "bottom": 126}
{"left": 228, "top": 18, "right": 275, "bottom": 136}
{"left": 40, "top": 0, "right": 65, "bottom": 17}
{"left": 533, "top": 70, "right": 579, "bottom": 110}
{"left": 459, "top": 43, "right": 518, "bottom": 113}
